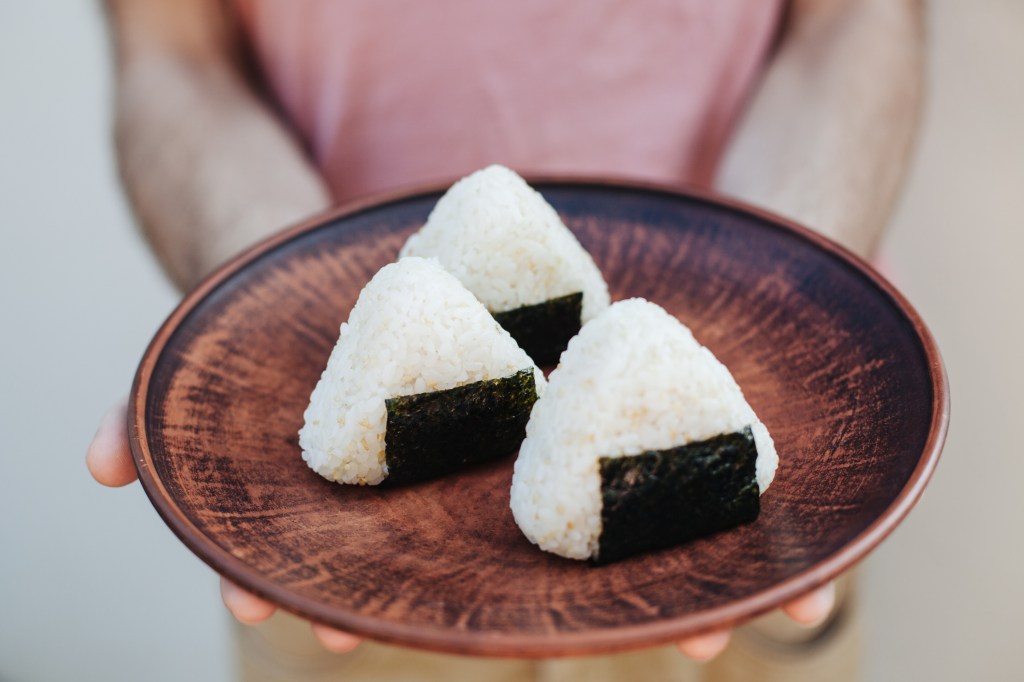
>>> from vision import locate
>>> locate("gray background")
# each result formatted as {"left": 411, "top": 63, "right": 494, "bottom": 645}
{"left": 1, "top": 1, "right": 1021, "bottom": 680}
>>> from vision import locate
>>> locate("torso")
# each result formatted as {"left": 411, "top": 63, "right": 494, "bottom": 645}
{"left": 231, "top": 0, "right": 783, "bottom": 203}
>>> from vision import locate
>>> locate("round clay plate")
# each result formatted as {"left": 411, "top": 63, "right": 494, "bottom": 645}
{"left": 130, "top": 180, "right": 948, "bottom": 657}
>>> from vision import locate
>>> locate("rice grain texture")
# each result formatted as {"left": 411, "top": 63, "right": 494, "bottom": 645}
{"left": 299, "top": 257, "right": 544, "bottom": 485}
{"left": 510, "top": 298, "right": 777, "bottom": 560}
{"left": 400, "top": 165, "right": 610, "bottom": 322}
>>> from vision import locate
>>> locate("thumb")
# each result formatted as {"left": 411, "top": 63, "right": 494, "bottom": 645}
{"left": 86, "top": 398, "right": 138, "bottom": 487}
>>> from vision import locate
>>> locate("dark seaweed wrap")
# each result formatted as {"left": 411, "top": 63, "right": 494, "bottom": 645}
{"left": 594, "top": 427, "right": 760, "bottom": 564}
{"left": 383, "top": 368, "right": 538, "bottom": 485}
{"left": 492, "top": 292, "right": 583, "bottom": 366}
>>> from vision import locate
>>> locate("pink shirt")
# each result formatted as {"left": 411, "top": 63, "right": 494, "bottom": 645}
{"left": 231, "top": 0, "right": 783, "bottom": 203}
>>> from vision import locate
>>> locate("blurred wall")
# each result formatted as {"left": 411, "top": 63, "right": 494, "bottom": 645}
{"left": 0, "top": 3, "right": 228, "bottom": 681}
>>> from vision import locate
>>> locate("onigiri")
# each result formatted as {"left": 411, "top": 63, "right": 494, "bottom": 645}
{"left": 300, "top": 257, "right": 545, "bottom": 486}
{"left": 510, "top": 298, "right": 777, "bottom": 563}
{"left": 400, "top": 165, "right": 610, "bottom": 364}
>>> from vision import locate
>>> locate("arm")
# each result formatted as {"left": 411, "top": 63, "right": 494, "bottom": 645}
{"left": 680, "top": 0, "right": 925, "bottom": 661}
{"left": 98, "top": 0, "right": 354, "bottom": 651}
{"left": 105, "top": 0, "right": 331, "bottom": 291}
{"left": 716, "top": 0, "right": 925, "bottom": 258}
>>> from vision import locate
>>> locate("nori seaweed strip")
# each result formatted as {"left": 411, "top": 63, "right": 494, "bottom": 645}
{"left": 594, "top": 427, "right": 760, "bottom": 565}
{"left": 383, "top": 368, "right": 538, "bottom": 486}
{"left": 492, "top": 292, "right": 583, "bottom": 366}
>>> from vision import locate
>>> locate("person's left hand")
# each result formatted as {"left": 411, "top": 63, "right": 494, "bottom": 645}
{"left": 88, "top": 398, "right": 833, "bottom": 660}
{"left": 675, "top": 583, "right": 835, "bottom": 661}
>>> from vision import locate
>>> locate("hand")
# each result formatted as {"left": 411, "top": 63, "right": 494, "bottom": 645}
{"left": 218, "top": 580, "right": 834, "bottom": 661}
{"left": 86, "top": 399, "right": 363, "bottom": 653}
{"left": 675, "top": 583, "right": 835, "bottom": 661}
{"left": 88, "top": 399, "right": 833, "bottom": 660}
{"left": 219, "top": 578, "right": 362, "bottom": 653}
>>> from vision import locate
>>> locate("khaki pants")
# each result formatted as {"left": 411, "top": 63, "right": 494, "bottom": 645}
{"left": 237, "top": 576, "right": 859, "bottom": 682}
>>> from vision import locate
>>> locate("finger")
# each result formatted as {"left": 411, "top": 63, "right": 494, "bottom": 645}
{"left": 220, "top": 578, "right": 277, "bottom": 625}
{"left": 86, "top": 398, "right": 138, "bottom": 487}
{"left": 782, "top": 582, "right": 836, "bottom": 627}
{"left": 310, "top": 622, "right": 363, "bottom": 654}
{"left": 677, "top": 629, "right": 731, "bottom": 662}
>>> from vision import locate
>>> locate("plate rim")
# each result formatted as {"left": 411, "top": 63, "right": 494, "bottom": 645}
{"left": 128, "top": 176, "right": 950, "bottom": 657}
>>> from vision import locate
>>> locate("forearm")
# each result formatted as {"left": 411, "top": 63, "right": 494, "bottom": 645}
{"left": 106, "top": 0, "right": 331, "bottom": 291}
{"left": 716, "top": 0, "right": 925, "bottom": 259}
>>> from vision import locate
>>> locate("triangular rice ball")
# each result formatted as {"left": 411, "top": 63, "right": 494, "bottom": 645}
{"left": 400, "top": 165, "right": 610, "bottom": 363}
{"left": 510, "top": 299, "right": 777, "bottom": 562}
{"left": 300, "top": 257, "right": 544, "bottom": 485}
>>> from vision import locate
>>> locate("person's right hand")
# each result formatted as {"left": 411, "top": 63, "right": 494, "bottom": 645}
{"left": 86, "top": 399, "right": 362, "bottom": 654}
{"left": 88, "top": 399, "right": 829, "bottom": 662}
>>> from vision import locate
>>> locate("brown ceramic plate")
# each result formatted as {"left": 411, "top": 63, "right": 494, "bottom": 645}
{"left": 129, "top": 179, "right": 948, "bottom": 658}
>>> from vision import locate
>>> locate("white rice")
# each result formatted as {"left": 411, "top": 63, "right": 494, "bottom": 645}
{"left": 510, "top": 298, "right": 777, "bottom": 560}
{"left": 399, "top": 165, "right": 610, "bottom": 322}
{"left": 299, "top": 257, "right": 544, "bottom": 485}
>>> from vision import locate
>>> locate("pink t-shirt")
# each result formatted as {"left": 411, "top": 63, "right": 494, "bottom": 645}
{"left": 231, "top": 0, "right": 783, "bottom": 203}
